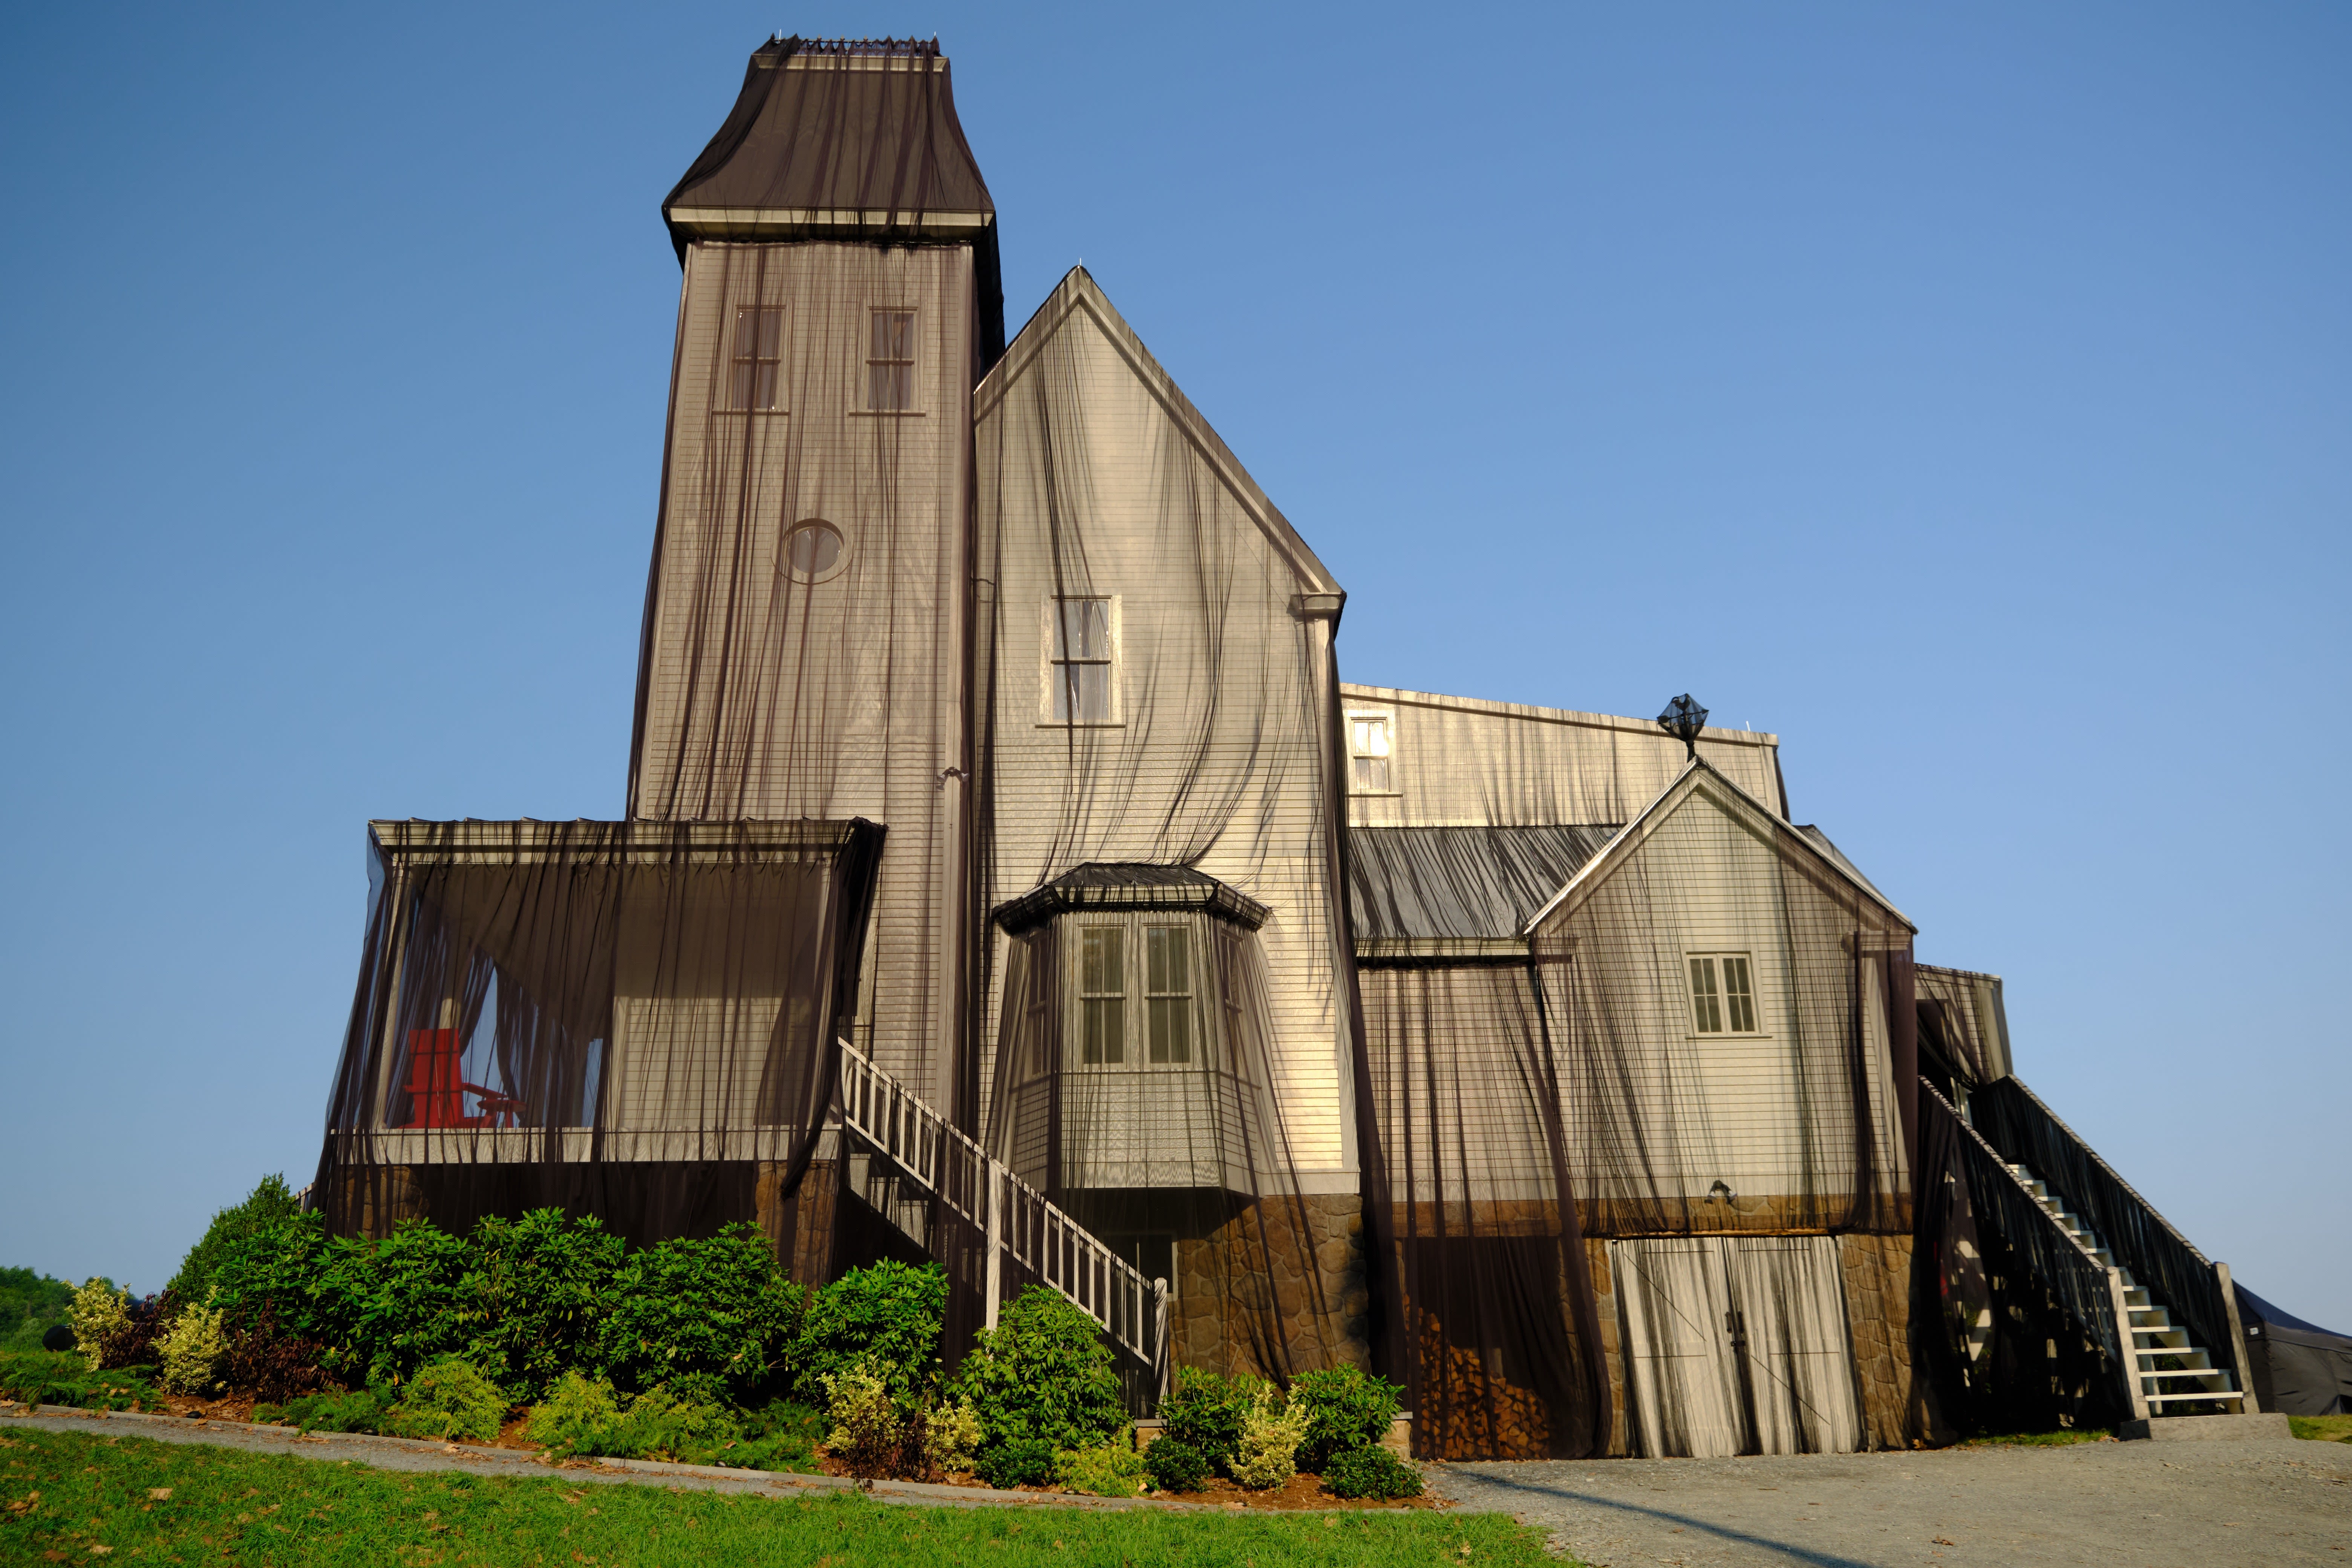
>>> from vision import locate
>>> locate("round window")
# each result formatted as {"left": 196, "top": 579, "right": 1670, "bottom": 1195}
{"left": 781, "top": 521, "right": 846, "bottom": 583}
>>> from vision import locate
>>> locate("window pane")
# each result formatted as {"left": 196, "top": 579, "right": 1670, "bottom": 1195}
{"left": 1083, "top": 997, "right": 1124, "bottom": 1064}
{"left": 1363, "top": 756, "right": 1390, "bottom": 792}
{"left": 1079, "top": 599, "right": 1109, "bottom": 658}
{"left": 731, "top": 362, "right": 755, "bottom": 410}
{"left": 1073, "top": 664, "right": 1111, "bottom": 723}
{"left": 735, "top": 308, "right": 760, "bottom": 357}
{"left": 1723, "top": 956, "right": 1755, "bottom": 1032}
{"left": 1690, "top": 957, "right": 1722, "bottom": 1033}
{"left": 753, "top": 361, "right": 779, "bottom": 410}
{"left": 756, "top": 307, "right": 782, "bottom": 358}
{"left": 872, "top": 309, "right": 913, "bottom": 360}
{"left": 869, "top": 362, "right": 909, "bottom": 410}
{"left": 1081, "top": 928, "right": 1122, "bottom": 995}
{"left": 1150, "top": 998, "right": 1190, "bottom": 1064}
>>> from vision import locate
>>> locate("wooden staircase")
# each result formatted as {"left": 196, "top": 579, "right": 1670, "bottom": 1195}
{"left": 2007, "top": 1162, "right": 2245, "bottom": 1414}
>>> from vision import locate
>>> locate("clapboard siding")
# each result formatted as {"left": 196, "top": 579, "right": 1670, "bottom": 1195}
{"left": 975, "top": 274, "right": 1354, "bottom": 1174}
{"left": 1339, "top": 683, "right": 1785, "bottom": 829}
{"left": 631, "top": 240, "right": 977, "bottom": 1109}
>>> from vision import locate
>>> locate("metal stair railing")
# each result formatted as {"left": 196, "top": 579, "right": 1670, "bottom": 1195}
{"left": 835, "top": 1045, "right": 1169, "bottom": 1393}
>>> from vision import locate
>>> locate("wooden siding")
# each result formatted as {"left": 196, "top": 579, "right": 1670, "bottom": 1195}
{"left": 1339, "top": 683, "right": 1785, "bottom": 829}
{"left": 630, "top": 240, "right": 978, "bottom": 1110}
{"left": 975, "top": 273, "right": 1354, "bottom": 1176}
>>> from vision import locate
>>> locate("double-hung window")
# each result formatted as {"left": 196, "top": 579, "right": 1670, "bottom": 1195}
{"left": 729, "top": 306, "right": 783, "bottom": 410}
{"left": 1080, "top": 927, "right": 1125, "bottom": 1064}
{"left": 1048, "top": 598, "right": 1116, "bottom": 723}
{"left": 1688, "top": 953, "right": 1758, "bottom": 1034}
{"left": 1145, "top": 925, "right": 1193, "bottom": 1064}
{"left": 867, "top": 309, "right": 916, "bottom": 410}
{"left": 1349, "top": 714, "right": 1394, "bottom": 793}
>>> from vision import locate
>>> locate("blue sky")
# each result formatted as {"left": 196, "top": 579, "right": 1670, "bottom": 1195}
{"left": 2, "top": 3, "right": 2345, "bottom": 1325}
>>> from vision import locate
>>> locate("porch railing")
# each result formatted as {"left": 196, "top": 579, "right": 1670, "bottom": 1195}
{"left": 835, "top": 1046, "right": 1169, "bottom": 1395}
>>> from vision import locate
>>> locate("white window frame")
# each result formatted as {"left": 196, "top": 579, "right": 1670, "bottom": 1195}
{"left": 1686, "top": 951, "right": 1766, "bottom": 1037}
{"left": 1062, "top": 912, "right": 1214, "bottom": 1073}
{"left": 1346, "top": 707, "right": 1399, "bottom": 796}
{"left": 1038, "top": 596, "right": 1123, "bottom": 726}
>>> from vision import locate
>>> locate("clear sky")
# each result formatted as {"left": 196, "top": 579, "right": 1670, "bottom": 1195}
{"left": 2, "top": 3, "right": 2345, "bottom": 1326}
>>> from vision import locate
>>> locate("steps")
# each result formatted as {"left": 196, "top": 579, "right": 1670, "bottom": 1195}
{"left": 2006, "top": 1162, "right": 2244, "bottom": 1414}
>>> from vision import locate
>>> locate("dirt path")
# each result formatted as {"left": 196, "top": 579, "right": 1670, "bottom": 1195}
{"left": 1427, "top": 1436, "right": 2352, "bottom": 1566}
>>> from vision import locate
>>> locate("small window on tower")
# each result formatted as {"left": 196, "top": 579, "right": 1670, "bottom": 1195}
{"left": 867, "top": 309, "right": 916, "bottom": 410}
{"left": 1349, "top": 714, "right": 1394, "bottom": 793}
{"left": 728, "top": 307, "right": 783, "bottom": 410}
{"left": 1688, "top": 953, "right": 1760, "bottom": 1035}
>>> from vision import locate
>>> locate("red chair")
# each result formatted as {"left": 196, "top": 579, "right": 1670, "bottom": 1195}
{"left": 397, "top": 1029, "right": 525, "bottom": 1128}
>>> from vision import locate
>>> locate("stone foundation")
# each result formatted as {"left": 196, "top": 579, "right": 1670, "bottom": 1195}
{"left": 1167, "top": 1193, "right": 1369, "bottom": 1378}
{"left": 1838, "top": 1231, "right": 1925, "bottom": 1449}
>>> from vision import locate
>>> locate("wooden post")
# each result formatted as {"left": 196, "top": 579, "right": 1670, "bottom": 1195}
{"left": 2109, "top": 1267, "right": 2151, "bottom": 1423}
{"left": 1153, "top": 1277, "right": 1171, "bottom": 1405}
{"left": 2215, "top": 1261, "right": 2257, "bottom": 1412}
{"left": 983, "top": 1156, "right": 1003, "bottom": 1332}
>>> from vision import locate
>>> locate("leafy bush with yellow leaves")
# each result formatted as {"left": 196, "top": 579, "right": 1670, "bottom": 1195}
{"left": 1230, "top": 1384, "right": 1311, "bottom": 1491}
{"left": 156, "top": 1301, "right": 228, "bottom": 1395}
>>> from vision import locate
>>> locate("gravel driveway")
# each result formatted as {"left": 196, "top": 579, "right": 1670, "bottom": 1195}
{"left": 1428, "top": 1436, "right": 2352, "bottom": 1567}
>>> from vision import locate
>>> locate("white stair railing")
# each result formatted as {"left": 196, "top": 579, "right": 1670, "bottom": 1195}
{"left": 835, "top": 1046, "right": 1169, "bottom": 1392}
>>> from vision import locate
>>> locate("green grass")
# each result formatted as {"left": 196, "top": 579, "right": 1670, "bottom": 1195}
{"left": 1957, "top": 1427, "right": 2112, "bottom": 1447}
{"left": 2288, "top": 1414, "right": 2352, "bottom": 1443}
{"left": 0, "top": 1427, "right": 1563, "bottom": 1567}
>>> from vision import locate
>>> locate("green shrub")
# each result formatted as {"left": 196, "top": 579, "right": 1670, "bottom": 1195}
{"left": 156, "top": 1301, "right": 230, "bottom": 1395}
{"left": 974, "top": 1435, "right": 1057, "bottom": 1489}
{"left": 322, "top": 1221, "right": 473, "bottom": 1392}
{"left": 923, "top": 1396, "right": 983, "bottom": 1476}
{"left": 1230, "top": 1384, "right": 1310, "bottom": 1491}
{"left": 954, "top": 1285, "right": 1125, "bottom": 1472}
{"left": 166, "top": 1176, "right": 302, "bottom": 1308}
{"left": 0, "top": 1267, "right": 75, "bottom": 1354}
{"left": 524, "top": 1370, "right": 625, "bottom": 1456}
{"left": 599, "top": 1224, "right": 801, "bottom": 1400}
{"left": 0, "top": 1349, "right": 156, "bottom": 1412}
{"left": 253, "top": 1389, "right": 384, "bottom": 1435}
{"left": 730, "top": 1398, "right": 825, "bottom": 1473}
{"left": 1289, "top": 1365, "right": 1404, "bottom": 1472}
{"left": 380, "top": 1355, "right": 507, "bottom": 1443}
{"left": 1057, "top": 1439, "right": 1146, "bottom": 1498}
{"left": 1142, "top": 1436, "right": 1211, "bottom": 1493}
{"left": 1158, "top": 1367, "right": 1257, "bottom": 1475}
{"left": 458, "top": 1210, "right": 626, "bottom": 1401}
{"left": 67, "top": 1279, "right": 131, "bottom": 1370}
{"left": 796, "top": 1260, "right": 945, "bottom": 1404}
{"left": 821, "top": 1361, "right": 906, "bottom": 1478}
{"left": 1322, "top": 1444, "right": 1422, "bottom": 1500}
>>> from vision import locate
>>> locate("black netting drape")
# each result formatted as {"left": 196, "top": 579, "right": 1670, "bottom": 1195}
{"left": 315, "top": 819, "right": 882, "bottom": 1254}
{"left": 1915, "top": 1084, "right": 2128, "bottom": 1434}
{"left": 1969, "top": 1076, "right": 2237, "bottom": 1390}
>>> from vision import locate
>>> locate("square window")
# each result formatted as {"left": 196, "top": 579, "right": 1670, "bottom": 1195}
{"left": 867, "top": 309, "right": 916, "bottom": 410}
{"left": 1689, "top": 953, "right": 1759, "bottom": 1034}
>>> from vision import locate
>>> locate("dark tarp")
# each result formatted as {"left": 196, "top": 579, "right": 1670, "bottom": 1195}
{"left": 2236, "top": 1284, "right": 2352, "bottom": 1416}
{"left": 663, "top": 37, "right": 1005, "bottom": 367}
{"left": 1346, "top": 824, "right": 1617, "bottom": 946}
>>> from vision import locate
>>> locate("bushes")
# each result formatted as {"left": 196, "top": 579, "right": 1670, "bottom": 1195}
{"left": 795, "top": 1259, "right": 944, "bottom": 1404}
{"left": 974, "top": 1435, "right": 1057, "bottom": 1490}
{"left": 599, "top": 1224, "right": 803, "bottom": 1400}
{"left": 955, "top": 1285, "right": 1126, "bottom": 1471}
{"left": 1231, "top": 1384, "right": 1312, "bottom": 1490}
{"left": 219, "top": 1302, "right": 331, "bottom": 1405}
{"left": 156, "top": 1301, "right": 230, "bottom": 1395}
{"left": 253, "top": 1389, "right": 384, "bottom": 1435}
{"left": 819, "top": 1361, "right": 909, "bottom": 1479}
{"left": 166, "top": 1176, "right": 301, "bottom": 1307}
{"left": 379, "top": 1356, "right": 507, "bottom": 1443}
{"left": 67, "top": 1279, "right": 132, "bottom": 1369}
{"left": 1158, "top": 1367, "right": 1255, "bottom": 1475}
{"left": 0, "top": 1349, "right": 157, "bottom": 1412}
{"left": 1058, "top": 1441, "right": 1147, "bottom": 1498}
{"left": 922, "top": 1396, "right": 983, "bottom": 1476}
{"left": 0, "top": 1268, "right": 74, "bottom": 1354}
{"left": 1289, "top": 1365, "right": 1404, "bottom": 1473}
{"left": 1142, "top": 1436, "right": 1211, "bottom": 1493}
{"left": 1323, "top": 1444, "right": 1422, "bottom": 1500}
{"left": 460, "top": 1210, "right": 626, "bottom": 1401}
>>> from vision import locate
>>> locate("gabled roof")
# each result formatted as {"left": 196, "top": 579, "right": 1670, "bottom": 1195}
{"left": 1519, "top": 758, "right": 1914, "bottom": 936}
{"left": 977, "top": 267, "right": 1342, "bottom": 598}
{"left": 1349, "top": 824, "right": 1619, "bottom": 960}
{"left": 992, "top": 862, "right": 1271, "bottom": 935}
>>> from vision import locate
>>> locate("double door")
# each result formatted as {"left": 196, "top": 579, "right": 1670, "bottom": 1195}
{"left": 1611, "top": 1234, "right": 1864, "bottom": 1457}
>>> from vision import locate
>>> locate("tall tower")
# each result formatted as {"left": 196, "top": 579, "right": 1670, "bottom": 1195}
{"left": 627, "top": 37, "right": 1003, "bottom": 1113}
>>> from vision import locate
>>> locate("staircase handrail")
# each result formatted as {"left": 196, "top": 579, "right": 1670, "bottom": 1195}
{"left": 1970, "top": 1076, "right": 2237, "bottom": 1387}
{"left": 835, "top": 1046, "right": 1169, "bottom": 1385}
{"left": 1922, "top": 1081, "right": 2125, "bottom": 1372}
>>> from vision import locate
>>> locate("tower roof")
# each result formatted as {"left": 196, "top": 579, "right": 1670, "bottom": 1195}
{"left": 663, "top": 37, "right": 1003, "bottom": 365}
